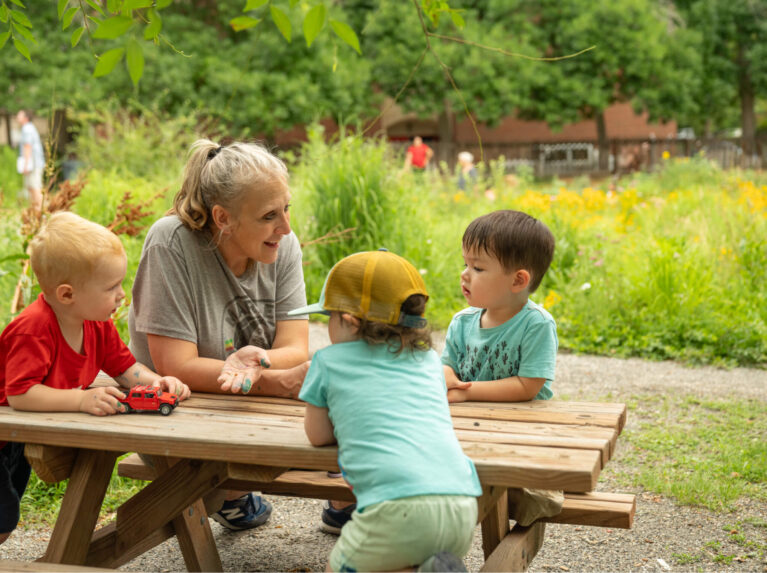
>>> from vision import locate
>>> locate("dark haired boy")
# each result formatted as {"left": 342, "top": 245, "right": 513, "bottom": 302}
{"left": 442, "top": 210, "right": 563, "bottom": 524}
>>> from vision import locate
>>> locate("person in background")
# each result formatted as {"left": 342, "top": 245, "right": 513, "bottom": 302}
{"left": 0, "top": 212, "right": 190, "bottom": 547}
{"left": 128, "top": 139, "right": 310, "bottom": 531}
{"left": 16, "top": 109, "right": 45, "bottom": 212}
{"left": 404, "top": 136, "right": 434, "bottom": 172}
{"left": 456, "top": 151, "right": 478, "bottom": 191}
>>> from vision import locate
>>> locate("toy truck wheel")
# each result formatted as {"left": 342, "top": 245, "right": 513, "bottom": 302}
{"left": 159, "top": 403, "right": 172, "bottom": 416}
{"left": 122, "top": 403, "right": 132, "bottom": 413}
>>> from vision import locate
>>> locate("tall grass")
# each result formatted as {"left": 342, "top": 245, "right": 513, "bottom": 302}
{"left": 0, "top": 116, "right": 765, "bottom": 366}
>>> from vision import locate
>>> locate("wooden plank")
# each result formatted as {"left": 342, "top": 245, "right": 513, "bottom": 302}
{"left": 24, "top": 444, "right": 77, "bottom": 483}
{"left": 450, "top": 403, "right": 624, "bottom": 431}
{"left": 113, "top": 459, "right": 228, "bottom": 557}
{"left": 153, "top": 457, "right": 222, "bottom": 572}
{"left": 0, "top": 560, "right": 112, "bottom": 572}
{"left": 454, "top": 426, "right": 613, "bottom": 467}
{"left": 476, "top": 486, "right": 507, "bottom": 524}
{"left": 41, "top": 449, "right": 118, "bottom": 565}
{"left": 453, "top": 400, "right": 627, "bottom": 433}
{"left": 480, "top": 489, "right": 509, "bottom": 559}
{"left": 466, "top": 443, "right": 601, "bottom": 491}
{"left": 480, "top": 522, "right": 546, "bottom": 573}
{"left": 547, "top": 492, "right": 636, "bottom": 529}
{"left": 85, "top": 521, "right": 175, "bottom": 569}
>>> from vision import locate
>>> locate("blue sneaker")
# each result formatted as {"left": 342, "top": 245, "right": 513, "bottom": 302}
{"left": 320, "top": 501, "right": 356, "bottom": 534}
{"left": 211, "top": 493, "right": 272, "bottom": 531}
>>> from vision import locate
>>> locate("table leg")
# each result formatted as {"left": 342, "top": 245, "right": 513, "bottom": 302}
{"left": 154, "top": 456, "right": 223, "bottom": 572}
{"left": 479, "top": 522, "right": 546, "bottom": 572}
{"left": 85, "top": 458, "right": 228, "bottom": 569}
{"left": 480, "top": 488, "right": 509, "bottom": 559}
{"left": 40, "top": 449, "right": 118, "bottom": 565}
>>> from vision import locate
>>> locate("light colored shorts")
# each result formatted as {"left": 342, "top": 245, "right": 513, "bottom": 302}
{"left": 329, "top": 494, "right": 477, "bottom": 572}
{"left": 23, "top": 168, "right": 43, "bottom": 191}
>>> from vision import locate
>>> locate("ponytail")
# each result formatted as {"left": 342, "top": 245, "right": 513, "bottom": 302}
{"left": 171, "top": 139, "right": 219, "bottom": 231}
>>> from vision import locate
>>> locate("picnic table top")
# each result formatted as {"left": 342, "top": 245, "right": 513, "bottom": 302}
{"left": 0, "top": 394, "right": 625, "bottom": 492}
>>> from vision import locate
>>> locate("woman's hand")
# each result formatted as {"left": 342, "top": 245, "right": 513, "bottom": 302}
{"left": 79, "top": 387, "right": 127, "bottom": 416}
{"left": 218, "top": 346, "right": 272, "bottom": 394}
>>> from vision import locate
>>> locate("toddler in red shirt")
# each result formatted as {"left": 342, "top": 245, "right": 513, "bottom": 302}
{"left": 0, "top": 211, "right": 191, "bottom": 546}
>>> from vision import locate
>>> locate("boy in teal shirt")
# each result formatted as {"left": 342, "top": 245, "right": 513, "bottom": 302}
{"left": 442, "top": 210, "right": 563, "bottom": 524}
{"left": 290, "top": 250, "right": 481, "bottom": 572}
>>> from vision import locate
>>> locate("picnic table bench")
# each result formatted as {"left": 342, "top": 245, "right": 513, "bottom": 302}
{"left": 0, "top": 392, "right": 634, "bottom": 572}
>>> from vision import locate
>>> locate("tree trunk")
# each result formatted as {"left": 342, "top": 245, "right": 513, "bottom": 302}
{"left": 737, "top": 42, "right": 757, "bottom": 159}
{"left": 596, "top": 111, "right": 609, "bottom": 172}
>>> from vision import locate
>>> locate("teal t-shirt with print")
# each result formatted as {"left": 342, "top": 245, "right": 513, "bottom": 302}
{"left": 441, "top": 300, "right": 557, "bottom": 400}
{"left": 299, "top": 340, "right": 482, "bottom": 510}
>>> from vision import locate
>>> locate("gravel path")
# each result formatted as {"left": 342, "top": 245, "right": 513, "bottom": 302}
{"left": 1, "top": 324, "right": 764, "bottom": 572}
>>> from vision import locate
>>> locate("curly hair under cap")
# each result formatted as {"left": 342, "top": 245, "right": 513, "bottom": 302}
{"left": 356, "top": 294, "right": 432, "bottom": 354}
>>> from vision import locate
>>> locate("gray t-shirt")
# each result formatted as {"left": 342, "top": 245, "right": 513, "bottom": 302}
{"left": 128, "top": 215, "right": 307, "bottom": 370}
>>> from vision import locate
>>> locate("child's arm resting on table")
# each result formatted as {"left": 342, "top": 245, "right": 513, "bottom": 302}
{"left": 304, "top": 404, "right": 336, "bottom": 447}
{"left": 447, "top": 375, "right": 545, "bottom": 403}
{"left": 114, "top": 361, "right": 191, "bottom": 400}
{"left": 7, "top": 384, "right": 129, "bottom": 416}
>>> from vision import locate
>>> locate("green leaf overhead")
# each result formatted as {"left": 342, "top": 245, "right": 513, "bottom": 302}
{"left": 303, "top": 4, "right": 325, "bottom": 47}
{"left": 93, "top": 46, "right": 125, "bottom": 77}
{"left": 329, "top": 19, "right": 360, "bottom": 54}
{"left": 93, "top": 16, "right": 133, "bottom": 39}
{"left": 244, "top": 0, "right": 269, "bottom": 10}
{"left": 230, "top": 15, "right": 261, "bottom": 31}
{"left": 270, "top": 5, "right": 291, "bottom": 42}
{"left": 126, "top": 37, "right": 144, "bottom": 85}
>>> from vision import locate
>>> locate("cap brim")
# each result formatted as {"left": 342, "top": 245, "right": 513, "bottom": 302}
{"left": 287, "top": 302, "right": 330, "bottom": 317}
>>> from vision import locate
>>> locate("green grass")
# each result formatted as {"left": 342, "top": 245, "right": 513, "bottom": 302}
{"left": 617, "top": 395, "right": 766, "bottom": 511}
{"left": 19, "top": 454, "right": 144, "bottom": 527}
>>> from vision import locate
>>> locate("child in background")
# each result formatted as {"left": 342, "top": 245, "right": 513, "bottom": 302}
{"left": 289, "top": 250, "right": 481, "bottom": 572}
{"left": 442, "top": 209, "right": 563, "bottom": 525}
{"left": 0, "top": 212, "right": 191, "bottom": 546}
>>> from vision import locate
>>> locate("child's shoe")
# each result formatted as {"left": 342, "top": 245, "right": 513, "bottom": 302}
{"left": 418, "top": 552, "right": 467, "bottom": 572}
{"left": 211, "top": 492, "right": 272, "bottom": 530}
{"left": 320, "top": 501, "right": 356, "bottom": 534}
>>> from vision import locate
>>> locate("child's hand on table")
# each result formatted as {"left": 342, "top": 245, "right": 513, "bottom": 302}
{"left": 79, "top": 386, "right": 128, "bottom": 416}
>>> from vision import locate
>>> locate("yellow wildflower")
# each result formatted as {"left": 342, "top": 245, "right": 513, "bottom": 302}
{"left": 543, "top": 290, "right": 562, "bottom": 310}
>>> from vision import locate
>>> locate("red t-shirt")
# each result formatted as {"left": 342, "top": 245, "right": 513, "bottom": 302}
{"left": 0, "top": 294, "right": 136, "bottom": 407}
{"left": 407, "top": 143, "right": 431, "bottom": 169}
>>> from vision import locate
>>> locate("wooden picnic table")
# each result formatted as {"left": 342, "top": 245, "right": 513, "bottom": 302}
{"left": 0, "top": 392, "right": 628, "bottom": 572}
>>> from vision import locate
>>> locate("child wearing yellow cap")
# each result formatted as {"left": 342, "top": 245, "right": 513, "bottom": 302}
{"left": 289, "top": 250, "right": 481, "bottom": 572}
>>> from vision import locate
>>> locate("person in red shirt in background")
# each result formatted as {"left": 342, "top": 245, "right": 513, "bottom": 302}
{"left": 0, "top": 211, "right": 190, "bottom": 546}
{"left": 404, "top": 136, "right": 434, "bottom": 171}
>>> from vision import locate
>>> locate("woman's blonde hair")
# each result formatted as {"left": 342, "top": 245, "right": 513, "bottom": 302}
{"left": 172, "top": 139, "right": 289, "bottom": 231}
{"left": 29, "top": 211, "right": 125, "bottom": 293}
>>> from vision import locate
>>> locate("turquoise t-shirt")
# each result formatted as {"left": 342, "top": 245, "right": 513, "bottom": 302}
{"left": 441, "top": 300, "right": 557, "bottom": 400}
{"left": 299, "top": 340, "right": 482, "bottom": 510}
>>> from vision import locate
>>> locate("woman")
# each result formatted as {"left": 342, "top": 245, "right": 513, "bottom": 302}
{"left": 129, "top": 139, "right": 310, "bottom": 530}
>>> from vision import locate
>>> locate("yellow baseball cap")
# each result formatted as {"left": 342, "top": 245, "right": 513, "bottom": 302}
{"left": 288, "top": 250, "right": 428, "bottom": 327}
